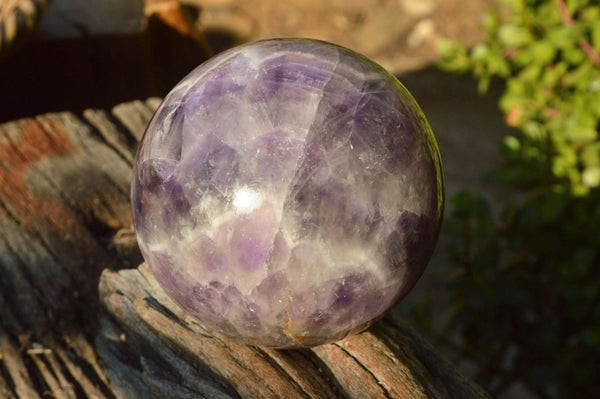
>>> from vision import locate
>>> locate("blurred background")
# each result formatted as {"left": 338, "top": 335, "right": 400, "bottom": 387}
{"left": 2, "top": 0, "right": 599, "bottom": 398}
{"left": 2, "top": 0, "right": 500, "bottom": 122}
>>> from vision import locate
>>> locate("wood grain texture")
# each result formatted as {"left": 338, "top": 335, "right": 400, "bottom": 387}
{"left": 0, "top": 99, "right": 156, "bottom": 398}
{"left": 98, "top": 263, "right": 491, "bottom": 399}
{"left": 0, "top": 98, "right": 490, "bottom": 398}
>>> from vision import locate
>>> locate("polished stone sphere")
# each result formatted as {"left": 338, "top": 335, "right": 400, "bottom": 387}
{"left": 132, "top": 38, "right": 444, "bottom": 348}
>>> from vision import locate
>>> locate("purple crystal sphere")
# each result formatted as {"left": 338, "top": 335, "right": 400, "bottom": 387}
{"left": 132, "top": 38, "right": 444, "bottom": 348}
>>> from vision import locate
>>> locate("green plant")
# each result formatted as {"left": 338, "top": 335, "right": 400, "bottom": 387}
{"left": 431, "top": 0, "right": 600, "bottom": 397}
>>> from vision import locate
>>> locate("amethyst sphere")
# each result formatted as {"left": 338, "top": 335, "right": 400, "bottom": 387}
{"left": 132, "top": 38, "right": 444, "bottom": 348}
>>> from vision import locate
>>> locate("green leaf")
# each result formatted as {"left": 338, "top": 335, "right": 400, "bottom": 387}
{"left": 552, "top": 147, "right": 577, "bottom": 178}
{"left": 565, "top": 109, "right": 597, "bottom": 143}
{"left": 437, "top": 38, "right": 462, "bottom": 59}
{"left": 518, "top": 64, "right": 542, "bottom": 82}
{"left": 530, "top": 40, "right": 556, "bottom": 64}
{"left": 562, "top": 62, "right": 593, "bottom": 87}
{"left": 582, "top": 166, "right": 600, "bottom": 187}
{"left": 503, "top": 135, "right": 521, "bottom": 155}
{"left": 512, "top": 47, "right": 534, "bottom": 66}
{"left": 481, "top": 8, "right": 500, "bottom": 33}
{"left": 563, "top": 46, "right": 586, "bottom": 65}
{"left": 486, "top": 52, "right": 511, "bottom": 77}
{"left": 581, "top": 142, "right": 600, "bottom": 166}
{"left": 522, "top": 120, "right": 547, "bottom": 141}
{"left": 471, "top": 43, "right": 490, "bottom": 61}
{"left": 542, "top": 62, "right": 568, "bottom": 87}
{"left": 547, "top": 26, "right": 575, "bottom": 48}
{"left": 592, "top": 22, "right": 600, "bottom": 53}
{"left": 581, "top": 4, "right": 600, "bottom": 23}
{"left": 436, "top": 38, "right": 470, "bottom": 72}
{"left": 498, "top": 24, "right": 532, "bottom": 47}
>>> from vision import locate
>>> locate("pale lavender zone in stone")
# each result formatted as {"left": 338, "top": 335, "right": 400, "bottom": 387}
{"left": 131, "top": 39, "right": 444, "bottom": 348}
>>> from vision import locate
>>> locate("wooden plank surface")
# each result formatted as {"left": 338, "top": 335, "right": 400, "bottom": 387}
{"left": 0, "top": 99, "right": 490, "bottom": 398}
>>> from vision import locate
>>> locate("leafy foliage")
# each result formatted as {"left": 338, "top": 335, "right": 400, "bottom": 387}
{"left": 430, "top": 0, "right": 600, "bottom": 397}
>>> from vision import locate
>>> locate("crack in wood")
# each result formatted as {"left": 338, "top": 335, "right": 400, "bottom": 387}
{"left": 332, "top": 342, "right": 395, "bottom": 399}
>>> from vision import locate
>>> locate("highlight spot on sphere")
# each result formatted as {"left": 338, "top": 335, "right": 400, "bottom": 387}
{"left": 233, "top": 187, "right": 262, "bottom": 214}
{"left": 132, "top": 38, "right": 444, "bottom": 348}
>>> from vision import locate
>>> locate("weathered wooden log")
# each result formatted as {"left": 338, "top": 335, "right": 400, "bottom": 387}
{"left": 0, "top": 98, "right": 489, "bottom": 398}
{"left": 98, "top": 262, "right": 490, "bottom": 399}
{"left": 0, "top": 100, "right": 156, "bottom": 398}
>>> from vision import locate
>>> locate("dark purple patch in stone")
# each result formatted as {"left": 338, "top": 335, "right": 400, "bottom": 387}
{"left": 132, "top": 159, "right": 190, "bottom": 236}
{"left": 385, "top": 211, "right": 437, "bottom": 296}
